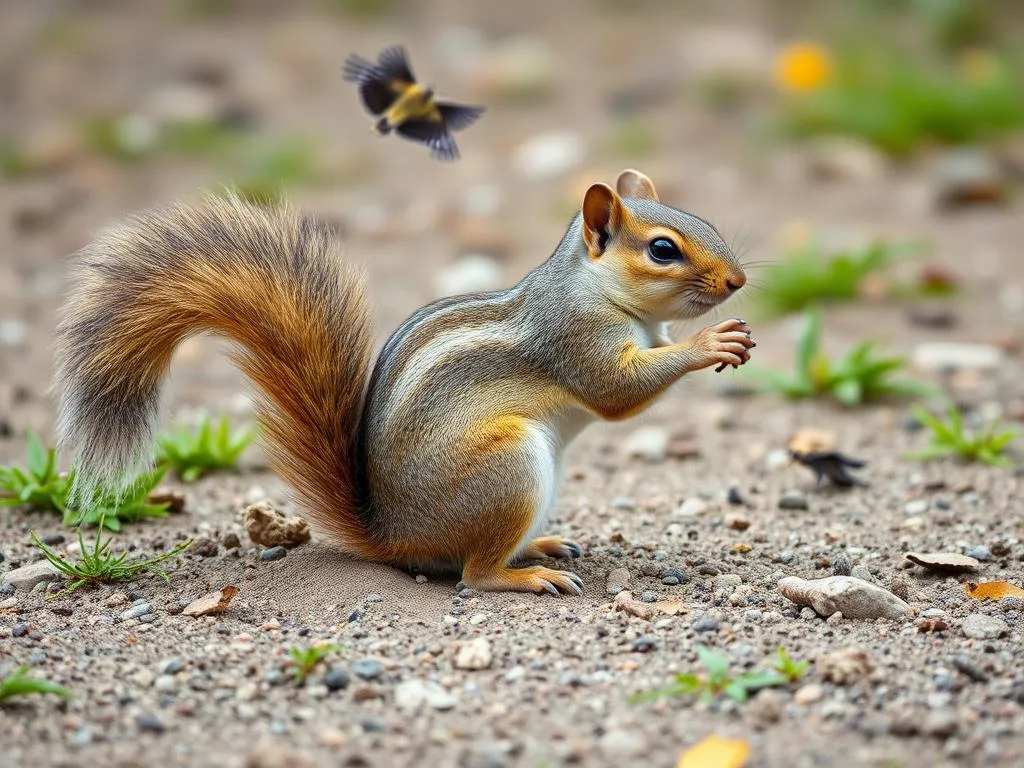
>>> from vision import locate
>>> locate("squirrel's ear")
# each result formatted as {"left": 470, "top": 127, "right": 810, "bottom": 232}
{"left": 615, "top": 169, "right": 659, "bottom": 202}
{"left": 581, "top": 183, "right": 623, "bottom": 259}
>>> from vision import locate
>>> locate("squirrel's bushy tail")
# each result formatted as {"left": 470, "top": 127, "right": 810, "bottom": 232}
{"left": 54, "top": 196, "right": 376, "bottom": 553}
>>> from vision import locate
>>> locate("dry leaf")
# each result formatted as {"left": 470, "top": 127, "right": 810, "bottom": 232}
{"left": 654, "top": 598, "right": 687, "bottom": 616}
{"left": 906, "top": 552, "right": 980, "bottom": 573}
{"left": 731, "top": 543, "right": 752, "bottom": 554}
{"left": 677, "top": 734, "right": 751, "bottom": 768}
{"left": 183, "top": 585, "right": 239, "bottom": 617}
{"left": 613, "top": 591, "right": 687, "bottom": 620}
{"left": 965, "top": 581, "right": 1024, "bottom": 601}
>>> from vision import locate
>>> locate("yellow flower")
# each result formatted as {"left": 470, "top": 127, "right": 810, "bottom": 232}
{"left": 774, "top": 42, "right": 833, "bottom": 92}
{"left": 959, "top": 48, "right": 1000, "bottom": 84}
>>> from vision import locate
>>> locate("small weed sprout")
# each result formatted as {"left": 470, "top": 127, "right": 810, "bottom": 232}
{"left": 750, "top": 311, "right": 932, "bottom": 406}
{"left": 908, "top": 405, "right": 1017, "bottom": 467}
{"left": 31, "top": 522, "right": 192, "bottom": 597}
{"left": 156, "top": 415, "right": 255, "bottom": 482}
{"left": 630, "top": 645, "right": 790, "bottom": 704}
{"left": 0, "top": 667, "right": 72, "bottom": 703}
{"left": 286, "top": 643, "right": 342, "bottom": 685}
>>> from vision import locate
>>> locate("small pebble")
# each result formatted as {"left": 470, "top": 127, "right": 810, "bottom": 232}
{"left": 259, "top": 546, "right": 287, "bottom": 561}
{"left": 850, "top": 565, "right": 875, "bottom": 583}
{"left": 323, "top": 667, "right": 350, "bottom": 691}
{"left": 778, "top": 490, "right": 808, "bottom": 510}
{"left": 136, "top": 713, "right": 166, "bottom": 733}
{"left": 776, "top": 551, "right": 796, "bottom": 565}
{"left": 120, "top": 603, "right": 152, "bottom": 621}
{"left": 965, "top": 545, "right": 992, "bottom": 562}
{"left": 191, "top": 538, "right": 218, "bottom": 558}
{"left": 352, "top": 658, "right": 382, "bottom": 681}
{"left": 41, "top": 533, "right": 65, "bottom": 546}
{"left": 726, "top": 486, "right": 745, "bottom": 505}
{"left": 12, "top": 622, "right": 29, "bottom": 637}
{"left": 831, "top": 555, "right": 853, "bottom": 576}
{"left": 904, "top": 499, "right": 929, "bottom": 515}
{"left": 605, "top": 567, "right": 630, "bottom": 595}
{"left": 691, "top": 615, "right": 720, "bottom": 633}
{"left": 961, "top": 614, "right": 1009, "bottom": 640}
{"left": 632, "top": 637, "right": 656, "bottom": 653}
{"left": 222, "top": 532, "right": 242, "bottom": 549}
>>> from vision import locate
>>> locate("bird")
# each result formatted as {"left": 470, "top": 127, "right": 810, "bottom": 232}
{"left": 342, "top": 45, "right": 484, "bottom": 162}
{"left": 790, "top": 450, "right": 868, "bottom": 488}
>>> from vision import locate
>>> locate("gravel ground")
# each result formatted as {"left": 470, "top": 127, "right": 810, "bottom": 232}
{"left": 2, "top": 2, "right": 1024, "bottom": 767}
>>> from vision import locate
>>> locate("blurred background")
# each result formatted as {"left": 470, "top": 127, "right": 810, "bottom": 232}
{"left": 2, "top": 0, "right": 1024, "bottom": 433}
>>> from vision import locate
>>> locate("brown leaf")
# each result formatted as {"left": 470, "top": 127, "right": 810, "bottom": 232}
{"left": 654, "top": 598, "right": 687, "bottom": 616}
{"left": 906, "top": 552, "right": 980, "bottom": 573}
{"left": 182, "top": 586, "right": 239, "bottom": 617}
{"left": 612, "top": 592, "right": 687, "bottom": 620}
{"left": 677, "top": 734, "right": 750, "bottom": 768}
{"left": 965, "top": 581, "right": 1024, "bottom": 601}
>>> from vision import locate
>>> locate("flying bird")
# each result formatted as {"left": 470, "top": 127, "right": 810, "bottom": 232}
{"left": 342, "top": 45, "right": 484, "bottom": 162}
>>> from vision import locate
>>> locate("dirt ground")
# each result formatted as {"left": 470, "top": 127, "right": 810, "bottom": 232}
{"left": 2, "top": 2, "right": 1024, "bottom": 767}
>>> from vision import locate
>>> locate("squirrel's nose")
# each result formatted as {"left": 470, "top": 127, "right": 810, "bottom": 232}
{"left": 725, "top": 272, "right": 746, "bottom": 292}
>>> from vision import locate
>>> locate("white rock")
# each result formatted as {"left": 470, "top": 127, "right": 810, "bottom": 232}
{"left": 961, "top": 613, "right": 1009, "bottom": 640}
{"left": 1, "top": 560, "right": 61, "bottom": 591}
{"left": 676, "top": 498, "right": 709, "bottom": 517}
{"left": 764, "top": 448, "right": 791, "bottom": 471}
{"left": 779, "top": 575, "right": 910, "bottom": 620}
{"left": 453, "top": 637, "right": 492, "bottom": 670}
{"left": 433, "top": 255, "right": 503, "bottom": 298}
{"left": 622, "top": 426, "right": 669, "bottom": 462}
{"left": 911, "top": 342, "right": 1002, "bottom": 371}
{"left": 394, "top": 679, "right": 458, "bottom": 712}
{"left": 512, "top": 131, "right": 584, "bottom": 180}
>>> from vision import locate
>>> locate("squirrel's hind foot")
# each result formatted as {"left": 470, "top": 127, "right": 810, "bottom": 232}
{"left": 462, "top": 565, "right": 583, "bottom": 596}
{"left": 517, "top": 536, "right": 583, "bottom": 561}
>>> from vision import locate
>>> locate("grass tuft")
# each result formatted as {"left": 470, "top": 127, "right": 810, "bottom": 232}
{"left": 0, "top": 667, "right": 72, "bottom": 703}
{"left": 156, "top": 415, "right": 255, "bottom": 482}
{"left": 907, "top": 405, "right": 1017, "bottom": 467}
{"left": 747, "top": 311, "right": 933, "bottom": 406}
{"left": 31, "top": 523, "right": 192, "bottom": 597}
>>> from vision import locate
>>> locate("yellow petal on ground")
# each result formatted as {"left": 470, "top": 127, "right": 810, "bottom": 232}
{"left": 774, "top": 42, "right": 833, "bottom": 92}
{"left": 677, "top": 735, "right": 751, "bottom": 768}
{"left": 965, "top": 581, "right": 1024, "bottom": 600}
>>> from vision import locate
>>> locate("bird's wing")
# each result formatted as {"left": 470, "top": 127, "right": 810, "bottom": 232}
{"left": 377, "top": 45, "right": 416, "bottom": 87}
{"left": 395, "top": 119, "right": 459, "bottom": 162}
{"left": 436, "top": 103, "right": 485, "bottom": 132}
{"left": 342, "top": 53, "right": 397, "bottom": 114}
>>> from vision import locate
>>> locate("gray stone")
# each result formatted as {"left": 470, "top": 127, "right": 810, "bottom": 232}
{"left": 0, "top": 560, "right": 61, "bottom": 592}
{"left": 778, "top": 490, "right": 808, "bottom": 510}
{"left": 352, "top": 658, "right": 382, "bottom": 681}
{"left": 605, "top": 567, "right": 630, "bottom": 595}
{"left": 961, "top": 614, "right": 1009, "bottom": 640}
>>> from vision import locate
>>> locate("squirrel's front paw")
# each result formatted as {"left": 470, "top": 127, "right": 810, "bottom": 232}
{"left": 686, "top": 317, "right": 755, "bottom": 373}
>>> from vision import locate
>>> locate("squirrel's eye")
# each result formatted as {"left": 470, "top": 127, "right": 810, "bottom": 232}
{"left": 648, "top": 237, "right": 683, "bottom": 264}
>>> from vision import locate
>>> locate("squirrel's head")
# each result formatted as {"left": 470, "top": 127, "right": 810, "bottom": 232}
{"left": 580, "top": 169, "right": 746, "bottom": 321}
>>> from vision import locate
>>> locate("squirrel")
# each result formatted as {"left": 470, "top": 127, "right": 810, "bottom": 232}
{"left": 53, "top": 168, "right": 754, "bottom": 596}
